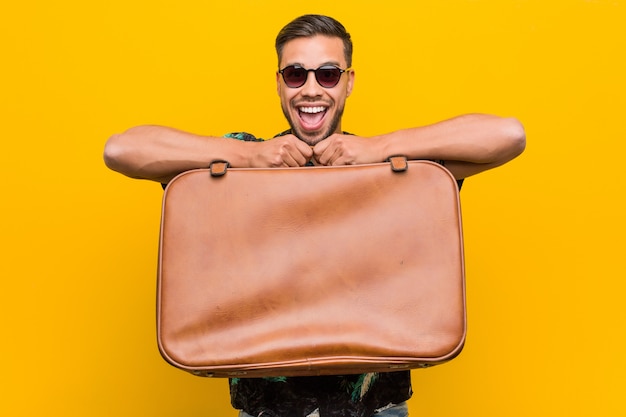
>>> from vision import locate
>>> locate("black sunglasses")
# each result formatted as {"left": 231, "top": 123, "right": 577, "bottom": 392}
{"left": 279, "top": 65, "right": 350, "bottom": 89}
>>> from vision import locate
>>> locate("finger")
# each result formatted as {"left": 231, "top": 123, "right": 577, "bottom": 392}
{"left": 312, "top": 139, "right": 333, "bottom": 165}
{"left": 296, "top": 142, "right": 314, "bottom": 161}
{"left": 281, "top": 149, "right": 305, "bottom": 167}
{"left": 283, "top": 138, "right": 312, "bottom": 166}
{"left": 270, "top": 136, "right": 307, "bottom": 166}
{"left": 291, "top": 146, "right": 316, "bottom": 166}
{"left": 326, "top": 146, "right": 345, "bottom": 166}
{"left": 312, "top": 138, "right": 328, "bottom": 155}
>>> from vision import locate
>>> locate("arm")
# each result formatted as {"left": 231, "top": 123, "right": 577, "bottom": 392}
{"left": 313, "top": 114, "right": 526, "bottom": 179}
{"left": 103, "top": 125, "right": 313, "bottom": 183}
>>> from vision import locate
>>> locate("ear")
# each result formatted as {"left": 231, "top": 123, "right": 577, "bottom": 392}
{"left": 276, "top": 71, "right": 282, "bottom": 96}
{"left": 346, "top": 69, "right": 355, "bottom": 98}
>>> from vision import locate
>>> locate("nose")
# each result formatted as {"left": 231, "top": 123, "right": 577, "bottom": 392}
{"left": 300, "top": 70, "right": 323, "bottom": 97}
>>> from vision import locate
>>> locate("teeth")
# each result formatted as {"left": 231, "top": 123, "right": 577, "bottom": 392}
{"left": 299, "top": 106, "right": 325, "bottom": 114}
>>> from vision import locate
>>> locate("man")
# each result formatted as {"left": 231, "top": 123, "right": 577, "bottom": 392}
{"left": 104, "top": 14, "right": 525, "bottom": 417}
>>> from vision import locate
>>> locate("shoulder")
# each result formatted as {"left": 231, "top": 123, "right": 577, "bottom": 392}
{"left": 272, "top": 129, "right": 292, "bottom": 138}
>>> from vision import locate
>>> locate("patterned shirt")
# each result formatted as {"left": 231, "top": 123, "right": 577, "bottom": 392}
{"left": 224, "top": 130, "right": 414, "bottom": 417}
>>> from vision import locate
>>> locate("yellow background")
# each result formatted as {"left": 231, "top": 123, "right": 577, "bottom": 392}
{"left": 2, "top": 1, "right": 624, "bottom": 416}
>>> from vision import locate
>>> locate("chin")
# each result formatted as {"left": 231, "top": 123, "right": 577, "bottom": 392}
{"left": 290, "top": 127, "right": 325, "bottom": 146}
{"left": 301, "top": 135, "right": 325, "bottom": 146}
{"left": 296, "top": 122, "right": 341, "bottom": 145}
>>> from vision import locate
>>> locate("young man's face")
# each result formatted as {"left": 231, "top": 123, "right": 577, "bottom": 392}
{"left": 277, "top": 35, "right": 354, "bottom": 145}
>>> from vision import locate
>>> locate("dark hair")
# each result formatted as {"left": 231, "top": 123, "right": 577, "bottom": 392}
{"left": 275, "top": 14, "right": 353, "bottom": 67}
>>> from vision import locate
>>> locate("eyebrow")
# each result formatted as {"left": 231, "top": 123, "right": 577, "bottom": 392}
{"left": 282, "top": 61, "right": 343, "bottom": 69}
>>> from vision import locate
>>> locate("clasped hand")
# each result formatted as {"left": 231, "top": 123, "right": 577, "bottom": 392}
{"left": 252, "top": 133, "right": 381, "bottom": 167}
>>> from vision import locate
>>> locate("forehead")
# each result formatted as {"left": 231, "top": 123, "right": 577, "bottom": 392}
{"left": 280, "top": 35, "right": 346, "bottom": 68}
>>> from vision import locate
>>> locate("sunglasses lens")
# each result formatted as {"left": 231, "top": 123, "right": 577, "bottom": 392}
{"left": 315, "top": 67, "right": 341, "bottom": 88}
{"left": 282, "top": 66, "right": 307, "bottom": 88}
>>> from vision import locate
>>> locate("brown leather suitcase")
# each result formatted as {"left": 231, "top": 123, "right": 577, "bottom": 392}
{"left": 157, "top": 157, "right": 466, "bottom": 378}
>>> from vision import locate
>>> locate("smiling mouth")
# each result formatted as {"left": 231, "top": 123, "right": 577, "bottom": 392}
{"left": 298, "top": 106, "right": 327, "bottom": 130}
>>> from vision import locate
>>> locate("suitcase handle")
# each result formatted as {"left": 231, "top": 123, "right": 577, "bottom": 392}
{"left": 208, "top": 156, "right": 408, "bottom": 176}
{"left": 386, "top": 155, "right": 408, "bottom": 172}
{"left": 209, "top": 160, "right": 230, "bottom": 177}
